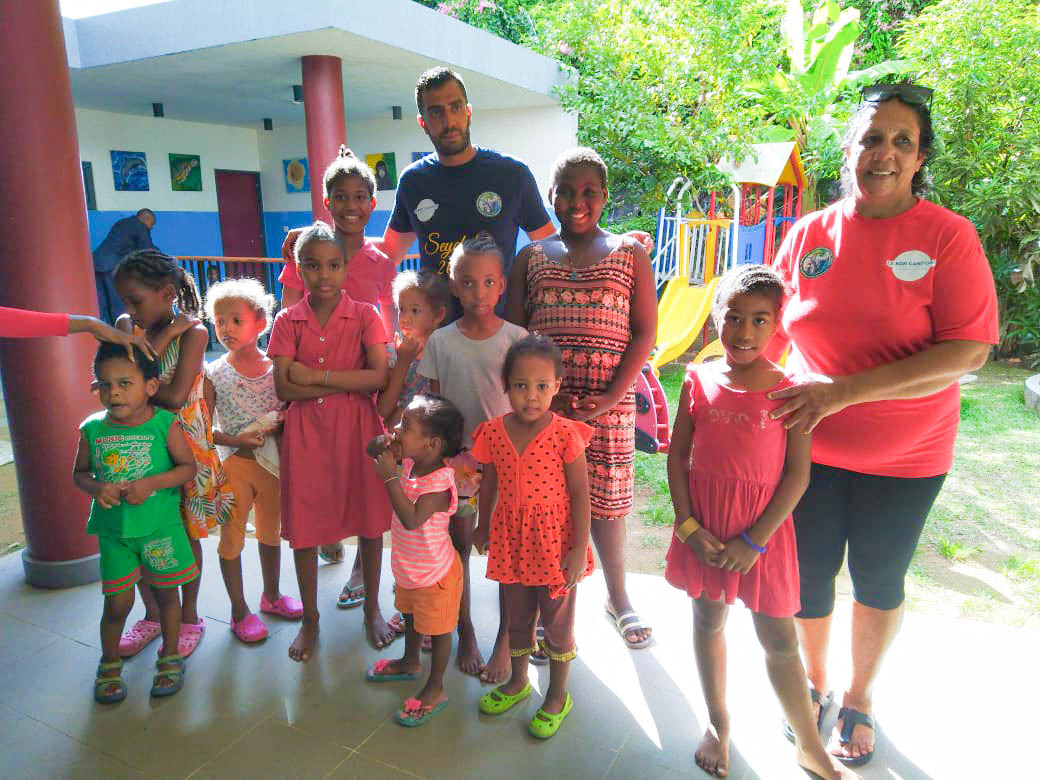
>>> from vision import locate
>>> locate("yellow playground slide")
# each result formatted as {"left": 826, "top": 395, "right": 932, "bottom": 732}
{"left": 650, "top": 275, "right": 720, "bottom": 375}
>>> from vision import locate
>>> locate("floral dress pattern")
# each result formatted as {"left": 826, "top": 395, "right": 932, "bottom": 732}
{"left": 159, "top": 338, "right": 234, "bottom": 538}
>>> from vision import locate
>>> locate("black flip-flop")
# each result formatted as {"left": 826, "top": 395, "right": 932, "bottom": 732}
{"left": 782, "top": 687, "right": 833, "bottom": 742}
{"left": 834, "top": 706, "right": 875, "bottom": 766}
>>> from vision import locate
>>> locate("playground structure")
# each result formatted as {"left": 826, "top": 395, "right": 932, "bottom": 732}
{"left": 635, "top": 143, "right": 805, "bottom": 453}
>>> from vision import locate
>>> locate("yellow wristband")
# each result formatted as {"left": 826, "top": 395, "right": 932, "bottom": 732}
{"left": 675, "top": 516, "right": 701, "bottom": 543}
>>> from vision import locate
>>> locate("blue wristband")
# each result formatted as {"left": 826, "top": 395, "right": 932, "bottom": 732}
{"left": 740, "top": 532, "right": 767, "bottom": 554}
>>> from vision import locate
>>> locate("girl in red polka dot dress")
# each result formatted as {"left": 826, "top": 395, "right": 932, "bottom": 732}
{"left": 471, "top": 334, "right": 593, "bottom": 739}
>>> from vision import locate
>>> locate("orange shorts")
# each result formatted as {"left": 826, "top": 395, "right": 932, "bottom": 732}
{"left": 394, "top": 553, "right": 463, "bottom": 636}
{"left": 217, "top": 455, "right": 281, "bottom": 559}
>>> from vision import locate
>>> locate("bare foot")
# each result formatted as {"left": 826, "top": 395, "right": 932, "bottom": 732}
{"left": 365, "top": 611, "right": 396, "bottom": 649}
{"left": 694, "top": 724, "right": 730, "bottom": 777}
{"left": 288, "top": 620, "right": 319, "bottom": 662}
{"left": 456, "top": 630, "right": 485, "bottom": 677}
{"left": 346, "top": 556, "right": 364, "bottom": 591}
{"left": 798, "top": 746, "right": 862, "bottom": 779}
{"left": 370, "top": 657, "right": 422, "bottom": 679}
{"left": 478, "top": 636, "right": 511, "bottom": 684}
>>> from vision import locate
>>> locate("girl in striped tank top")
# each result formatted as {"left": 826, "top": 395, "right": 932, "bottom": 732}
{"left": 367, "top": 395, "right": 465, "bottom": 727}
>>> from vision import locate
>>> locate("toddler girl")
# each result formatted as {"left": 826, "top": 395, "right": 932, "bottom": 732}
{"left": 367, "top": 395, "right": 465, "bottom": 727}
{"left": 267, "top": 220, "right": 391, "bottom": 661}
{"left": 471, "top": 334, "right": 593, "bottom": 739}
{"left": 76, "top": 343, "right": 197, "bottom": 702}
{"left": 203, "top": 278, "right": 303, "bottom": 643}
{"left": 113, "top": 248, "right": 234, "bottom": 659}
{"left": 507, "top": 147, "right": 657, "bottom": 651}
{"left": 664, "top": 266, "right": 858, "bottom": 780}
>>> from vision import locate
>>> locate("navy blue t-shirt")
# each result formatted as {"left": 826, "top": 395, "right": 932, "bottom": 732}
{"left": 388, "top": 148, "right": 551, "bottom": 279}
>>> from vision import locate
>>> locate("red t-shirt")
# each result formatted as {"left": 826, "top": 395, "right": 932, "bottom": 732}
{"left": 0, "top": 307, "right": 69, "bottom": 338}
{"left": 279, "top": 236, "right": 396, "bottom": 309}
{"left": 772, "top": 198, "right": 998, "bottom": 478}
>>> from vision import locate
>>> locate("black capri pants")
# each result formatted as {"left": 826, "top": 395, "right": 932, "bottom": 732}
{"left": 794, "top": 463, "right": 946, "bottom": 619}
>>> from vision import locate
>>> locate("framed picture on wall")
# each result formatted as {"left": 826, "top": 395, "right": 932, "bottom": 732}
{"left": 81, "top": 161, "right": 96, "bottom": 211}
{"left": 366, "top": 152, "right": 397, "bottom": 191}
{"left": 111, "top": 150, "right": 149, "bottom": 191}
{"left": 169, "top": 153, "right": 202, "bottom": 191}
{"left": 283, "top": 158, "right": 310, "bottom": 193}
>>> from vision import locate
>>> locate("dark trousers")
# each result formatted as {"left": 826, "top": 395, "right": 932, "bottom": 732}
{"left": 94, "top": 271, "right": 125, "bottom": 325}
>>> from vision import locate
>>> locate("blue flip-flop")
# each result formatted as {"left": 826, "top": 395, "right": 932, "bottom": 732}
{"left": 366, "top": 660, "right": 420, "bottom": 682}
{"left": 150, "top": 653, "right": 185, "bottom": 698}
{"left": 394, "top": 697, "right": 448, "bottom": 727}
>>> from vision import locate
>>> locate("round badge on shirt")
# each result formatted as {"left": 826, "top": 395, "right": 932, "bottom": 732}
{"left": 799, "top": 247, "right": 834, "bottom": 278}
{"left": 887, "top": 250, "right": 936, "bottom": 281}
{"left": 415, "top": 198, "right": 439, "bottom": 223}
{"left": 476, "top": 191, "right": 503, "bottom": 218}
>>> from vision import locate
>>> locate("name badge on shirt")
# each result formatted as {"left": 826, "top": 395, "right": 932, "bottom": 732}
{"left": 887, "top": 250, "right": 936, "bottom": 282}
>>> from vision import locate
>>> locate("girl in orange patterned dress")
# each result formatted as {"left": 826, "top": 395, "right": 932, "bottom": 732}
{"left": 506, "top": 147, "right": 657, "bottom": 650}
{"left": 114, "top": 250, "right": 234, "bottom": 659}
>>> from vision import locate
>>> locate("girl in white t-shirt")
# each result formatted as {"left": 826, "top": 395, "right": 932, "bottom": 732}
{"left": 203, "top": 279, "right": 303, "bottom": 643}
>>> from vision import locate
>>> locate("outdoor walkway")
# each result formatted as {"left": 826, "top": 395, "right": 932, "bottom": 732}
{"left": 1, "top": 540, "right": 1035, "bottom": 779}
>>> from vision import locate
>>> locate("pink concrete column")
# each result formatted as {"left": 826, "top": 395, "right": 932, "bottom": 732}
{"left": 0, "top": 1, "right": 102, "bottom": 586}
{"left": 301, "top": 55, "right": 347, "bottom": 223}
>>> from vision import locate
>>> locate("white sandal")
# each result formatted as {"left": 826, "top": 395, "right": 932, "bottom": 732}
{"left": 605, "top": 604, "right": 652, "bottom": 649}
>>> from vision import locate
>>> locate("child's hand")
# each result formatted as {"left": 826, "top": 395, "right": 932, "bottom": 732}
{"left": 551, "top": 393, "right": 579, "bottom": 418}
{"left": 366, "top": 434, "right": 390, "bottom": 459}
{"left": 562, "top": 544, "right": 588, "bottom": 589}
{"left": 236, "top": 431, "right": 266, "bottom": 449}
{"left": 121, "top": 478, "right": 156, "bottom": 506}
{"left": 685, "top": 527, "right": 725, "bottom": 567}
{"left": 396, "top": 334, "right": 424, "bottom": 363}
{"left": 717, "top": 537, "right": 760, "bottom": 575}
{"left": 472, "top": 524, "right": 491, "bottom": 555}
{"left": 571, "top": 394, "right": 615, "bottom": 422}
{"left": 373, "top": 448, "right": 398, "bottom": 482}
{"left": 95, "top": 482, "right": 123, "bottom": 509}
{"left": 161, "top": 313, "right": 198, "bottom": 340}
{"left": 288, "top": 362, "right": 321, "bottom": 386}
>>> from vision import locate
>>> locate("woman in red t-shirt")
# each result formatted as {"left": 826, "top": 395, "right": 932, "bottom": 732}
{"left": 768, "top": 84, "right": 998, "bottom": 768}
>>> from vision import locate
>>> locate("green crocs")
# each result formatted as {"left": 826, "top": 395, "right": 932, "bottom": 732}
{"left": 94, "top": 660, "right": 127, "bottom": 704}
{"left": 151, "top": 653, "right": 185, "bottom": 698}
{"left": 528, "top": 692, "right": 573, "bottom": 739}
{"left": 478, "top": 682, "right": 532, "bottom": 715}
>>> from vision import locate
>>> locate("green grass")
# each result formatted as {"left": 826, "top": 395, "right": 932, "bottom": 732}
{"left": 1001, "top": 554, "right": 1040, "bottom": 581}
{"left": 936, "top": 533, "right": 974, "bottom": 562}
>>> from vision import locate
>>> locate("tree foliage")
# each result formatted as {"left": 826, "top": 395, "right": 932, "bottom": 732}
{"left": 900, "top": 0, "right": 1040, "bottom": 356}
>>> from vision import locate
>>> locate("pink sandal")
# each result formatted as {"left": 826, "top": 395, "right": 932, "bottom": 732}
{"left": 119, "top": 619, "right": 161, "bottom": 658}
{"left": 260, "top": 594, "right": 304, "bottom": 619}
{"left": 230, "top": 614, "right": 268, "bottom": 644}
{"left": 387, "top": 612, "right": 406, "bottom": 636}
{"left": 177, "top": 619, "right": 205, "bottom": 658}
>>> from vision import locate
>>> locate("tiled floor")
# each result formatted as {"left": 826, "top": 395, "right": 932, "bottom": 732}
{"left": 1, "top": 540, "right": 1036, "bottom": 779}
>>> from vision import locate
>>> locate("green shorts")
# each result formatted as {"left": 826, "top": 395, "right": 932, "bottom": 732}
{"left": 99, "top": 525, "right": 199, "bottom": 596}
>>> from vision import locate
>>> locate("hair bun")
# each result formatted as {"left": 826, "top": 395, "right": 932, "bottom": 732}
{"left": 338, "top": 145, "right": 356, "bottom": 159}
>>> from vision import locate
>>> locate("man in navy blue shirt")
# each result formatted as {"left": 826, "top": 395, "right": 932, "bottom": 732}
{"left": 92, "top": 208, "right": 158, "bottom": 323}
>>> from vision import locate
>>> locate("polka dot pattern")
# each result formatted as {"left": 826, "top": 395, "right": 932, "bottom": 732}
{"left": 471, "top": 414, "right": 595, "bottom": 590}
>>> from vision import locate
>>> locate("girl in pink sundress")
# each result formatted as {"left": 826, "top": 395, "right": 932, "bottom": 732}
{"left": 664, "top": 265, "right": 858, "bottom": 780}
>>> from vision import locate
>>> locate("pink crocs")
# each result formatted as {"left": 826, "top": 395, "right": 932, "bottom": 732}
{"left": 260, "top": 594, "right": 304, "bottom": 619}
{"left": 230, "top": 614, "right": 268, "bottom": 644}
{"left": 177, "top": 619, "right": 205, "bottom": 658}
{"left": 119, "top": 619, "right": 161, "bottom": 658}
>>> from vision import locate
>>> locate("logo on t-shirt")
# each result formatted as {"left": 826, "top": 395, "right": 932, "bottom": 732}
{"left": 887, "top": 250, "right": 936, "bottom": 281}
{"left": 799, "top": 247, "right": 834, "bottom": 278}
{"left": 414, "top": 198, "right": 439, "bottom": 223}
{"left": 475, "top": 191, "right": 503, "bottom": 218}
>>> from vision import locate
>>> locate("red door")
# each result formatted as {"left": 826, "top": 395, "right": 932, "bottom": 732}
{"left": 215, "top": 170, "right": 265, "bottom": 280}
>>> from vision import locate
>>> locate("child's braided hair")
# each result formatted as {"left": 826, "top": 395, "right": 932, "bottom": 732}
{"left": 113, "top": 248, "right": 202, "bottom": 316}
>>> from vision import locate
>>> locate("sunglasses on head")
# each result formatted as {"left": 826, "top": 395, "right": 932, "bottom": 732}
{"left": 862, "top": 83, "right": 934, "bottom": 109}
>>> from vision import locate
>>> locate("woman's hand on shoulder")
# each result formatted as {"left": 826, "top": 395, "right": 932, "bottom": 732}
{"left": 685, "top": 526, "right": 724, "bottom": 567}
{"left": 767, "top": 373, "right": 851, "bottom": 433}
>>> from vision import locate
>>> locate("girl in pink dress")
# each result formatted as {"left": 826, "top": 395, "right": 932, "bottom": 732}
{"left": 665, "top": 266, "right": 858, "bottom": 780}
{"left": 267, "top": 221, "right": 391, "bottom": 662}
